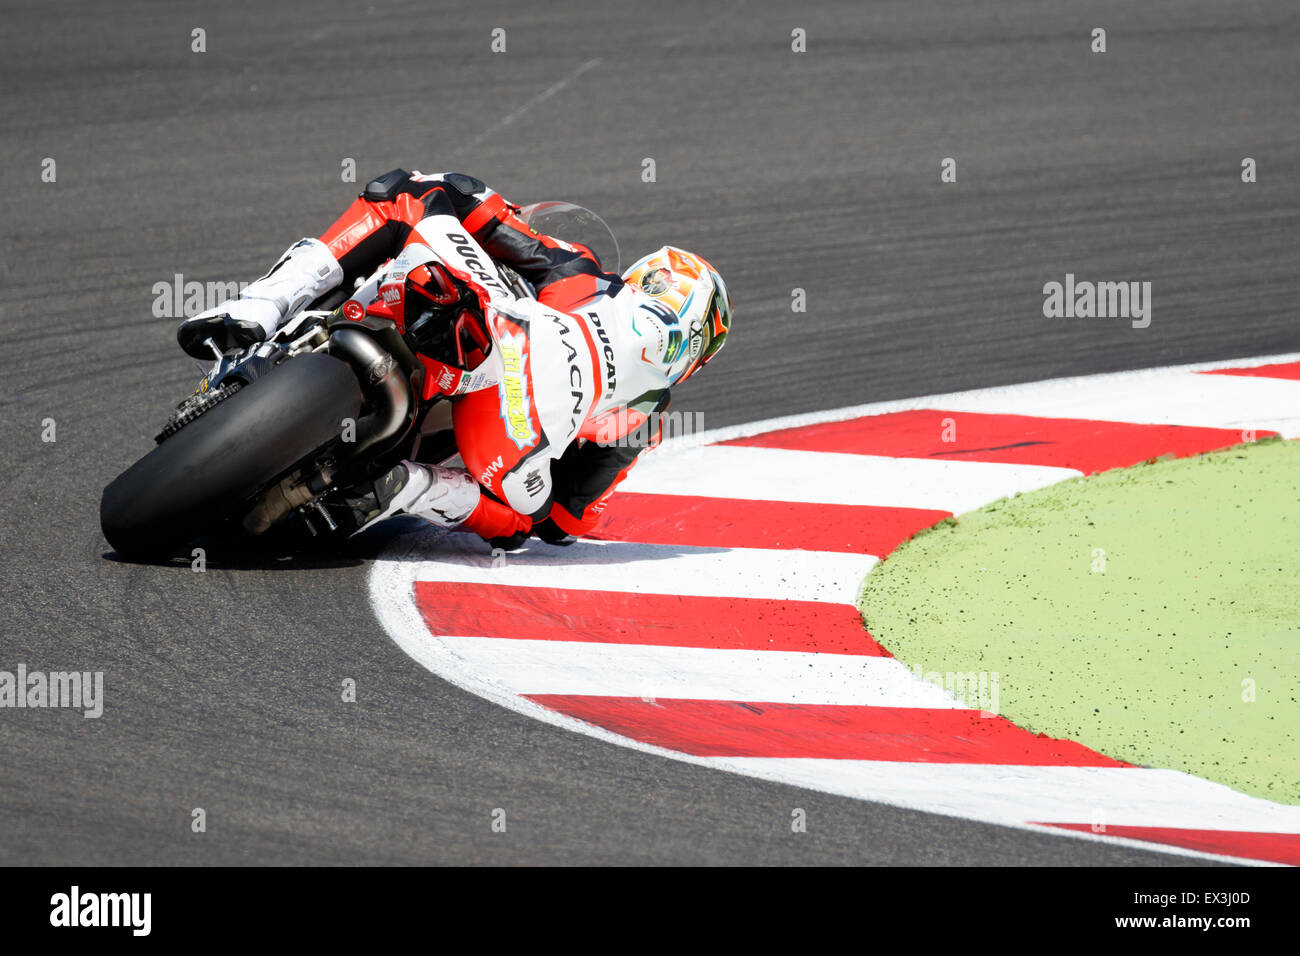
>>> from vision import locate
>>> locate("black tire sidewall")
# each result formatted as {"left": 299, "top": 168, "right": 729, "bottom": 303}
{"left": 100, "top": 353, "right": 364, "bottom": 558}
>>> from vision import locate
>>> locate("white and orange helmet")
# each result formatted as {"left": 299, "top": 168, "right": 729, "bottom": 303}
{"left": 622, "top": 246, "right": 732, "bottom": 384}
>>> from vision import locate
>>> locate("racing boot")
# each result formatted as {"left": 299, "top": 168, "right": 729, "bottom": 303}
{"left": 178, "top": 238, "right": 343, "bottom": 358}
{"left": 344, "top": 461, "right": 481, "bottom": 535}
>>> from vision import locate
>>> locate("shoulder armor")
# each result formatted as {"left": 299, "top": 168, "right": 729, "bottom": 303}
{"left": 442, "top": 172, "right": 487, "bottom": 197}
{"left": 362, "top": 168, "right": 413, "bottom": 201}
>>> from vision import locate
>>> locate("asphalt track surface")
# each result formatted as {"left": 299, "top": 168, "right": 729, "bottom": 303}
{"left": 1, "top": 0, "right": 1295, "bottom": 865}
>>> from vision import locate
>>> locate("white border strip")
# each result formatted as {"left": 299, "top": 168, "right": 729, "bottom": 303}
{"left": 658, "top": 351, "right": 1300, "bottom": 450}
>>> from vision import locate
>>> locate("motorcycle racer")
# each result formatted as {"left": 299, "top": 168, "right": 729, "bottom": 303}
{"left": 177, "top": 169, "right": 732, "bottom": 549}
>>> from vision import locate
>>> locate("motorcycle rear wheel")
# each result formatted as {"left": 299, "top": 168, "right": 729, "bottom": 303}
{"left": 100, "top": 353, "right": 363, "bottom": 560}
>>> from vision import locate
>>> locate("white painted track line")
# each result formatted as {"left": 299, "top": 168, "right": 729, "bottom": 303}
{"left": 433, "top": 636, "right": 961, "bottom": 706}
{"left": 656, "top": 352, "right": 1300, "bottom": 451}
{"left": 716, "top": 758, "right": 1300, "bottom": 834}
{"left": 620, "top": 444, "right": 1080, "bottom": 513}
{"left": 393, "top": 531, "right": 876, "bottom": 603}
{"left": 939, "top": 369, "right": 1300, "bottom": 437}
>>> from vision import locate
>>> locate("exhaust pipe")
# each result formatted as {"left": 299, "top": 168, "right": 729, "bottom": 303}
{"left": 328, "top": 326, "right": 413, "bottom": 459}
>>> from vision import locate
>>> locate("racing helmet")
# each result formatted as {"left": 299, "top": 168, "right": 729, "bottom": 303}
{"left": 622, "top": 246, "right": 731, "bottom": 384}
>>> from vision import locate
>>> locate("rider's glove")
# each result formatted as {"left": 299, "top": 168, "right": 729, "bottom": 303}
{"left": 531, "top": 518, "right": 574, "bottom": 546}
{"left": 489, "top": 530, "right": 530, "bottom": 552}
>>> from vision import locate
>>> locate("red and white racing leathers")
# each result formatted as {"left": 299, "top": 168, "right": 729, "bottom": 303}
{"left": 304, "top": 170, "right": 681, "bottom": 543}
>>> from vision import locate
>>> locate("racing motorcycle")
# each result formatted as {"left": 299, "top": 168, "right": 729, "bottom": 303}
{"left": 99, "top": 203, "right": 618, "bottom": 560}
